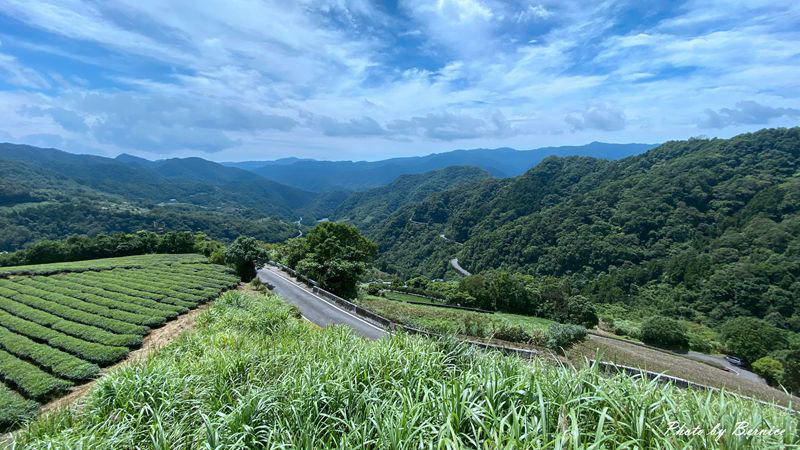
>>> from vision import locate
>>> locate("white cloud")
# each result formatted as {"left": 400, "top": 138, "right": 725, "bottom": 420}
{"left": 514, "top": 4, "right": 551, "bottom": 22}
{"left": 0, "top": 52, "right": 50, "bottom": 89}
{"left": 0, "top": 0, "right": 798, "bottom": 160}
{"left": 700, "top": 101, "right": 800, "bottom": 129}
{"left": 565, "top": 104, "right": 627, "bottom": 132}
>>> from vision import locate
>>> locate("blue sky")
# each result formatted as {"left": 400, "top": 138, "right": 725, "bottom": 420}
{"left": 0, "top": 0, "right": 798, "bottom": 161}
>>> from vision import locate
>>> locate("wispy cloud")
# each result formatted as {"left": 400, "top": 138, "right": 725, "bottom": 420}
{"left": 700, "top": 101, "right": 800, "bottom": 129}
{"left": 0, "top": 0, "right": 797, "bottom": 160}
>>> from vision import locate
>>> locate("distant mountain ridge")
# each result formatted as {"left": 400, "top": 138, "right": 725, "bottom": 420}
{"left": 221, "top": 142, "right": 656, "bottom": 192}
{"left": 0, "top": 143, "right": 321, "bottom": 250}
{"left": 0, "top": 142, "right": 497, "bottom": 250}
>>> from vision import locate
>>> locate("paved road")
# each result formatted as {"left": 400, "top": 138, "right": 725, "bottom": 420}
{"left": 257, "top": 265, "right": 387, "bottom": 340}
{"left": 686, "top": 351, "right": 765, "bottom": 384}
{"left": 450, "top": 258, "right": 471, "bottom": 276}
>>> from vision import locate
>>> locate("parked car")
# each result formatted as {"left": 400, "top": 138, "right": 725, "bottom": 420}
{"left": 725, "top": 355, "right": 744, "bottom": 367}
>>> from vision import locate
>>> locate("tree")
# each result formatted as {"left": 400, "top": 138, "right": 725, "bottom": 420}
{"left": 224, "top": 236, "right": 268, "bottom": 282}
{"left": 752, "top": 356, "right": 785, "bottom": 386}
{"left": 288, "top": 222, "right": 377, "bottom": 298}
{"left": 640, "top": 316, "right": 690, "bottom": 350}
{"left": 769, "top": 349, "right": 800, "bottom": 394}
{"left": 720, "top": 317, "right": 786, "bottom": 365}
{"left": 558, "top": 295, "right": 599, "bottom": 329}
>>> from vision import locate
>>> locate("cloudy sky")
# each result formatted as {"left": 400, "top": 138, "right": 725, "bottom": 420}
{"left": 0, "top": 0, "right": 798, "bottom": 161}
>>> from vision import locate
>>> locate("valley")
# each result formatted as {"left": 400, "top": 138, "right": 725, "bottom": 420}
{"left": 1, "top": 127, "right": 800, "bottom": 446}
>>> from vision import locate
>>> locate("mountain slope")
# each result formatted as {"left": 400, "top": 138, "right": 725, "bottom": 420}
{"left": 0, "top": 143, "right": 315, "bottom": 218}
{"left": 0, "top": 144, "right": 312, "bottom": 249}
{"left": 327, "top": 166, "right": 492, "bottom": 228}
{"left": 236, "top": 142, "right": 654, "bottom": 192}
{"left": 367, "top": 127, "right": 800, "bottom": 326}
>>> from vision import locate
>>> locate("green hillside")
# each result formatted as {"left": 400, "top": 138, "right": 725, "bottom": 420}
{"left": 0, "top": 145, "right": 308, "bottom": 250}
{"left": 368, "top": 128, "right": 800, "bottom": 327}
{"left": 0, "top": 254, "right": 238, "bottom": 430}
{"left": 329, "top": 166, "right": 492, "bottom": 227}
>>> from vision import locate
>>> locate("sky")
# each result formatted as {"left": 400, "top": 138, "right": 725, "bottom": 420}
{"left": 0, "top": 0, "right": 798, "bottom": 162}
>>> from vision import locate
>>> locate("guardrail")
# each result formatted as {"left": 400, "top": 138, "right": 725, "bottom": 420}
{"left": 312, "top": 286, "right": 392, "bottom": 329}
{"left": 404, "top": 300, "right": 493, "bottom": 314}
{"left": 383, "top": 289, "right": 493, "bottom": 313}
{"left": 265, "top": 263, "right": 797, "bottom": 414}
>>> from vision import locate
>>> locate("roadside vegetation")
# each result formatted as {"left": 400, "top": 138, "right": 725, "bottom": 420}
{"left": 283, "top": 221, "right": 377, "bottom": 298}
{"left": 366, "top": 282, "right": 800, "bottom": 403}
{"left": 360, "top": 294, "right": 586, "bottom": 351}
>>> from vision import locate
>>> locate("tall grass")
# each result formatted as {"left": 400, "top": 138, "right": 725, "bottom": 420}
{"left": 12, "top": 291, "right": 798, "bottom": 449}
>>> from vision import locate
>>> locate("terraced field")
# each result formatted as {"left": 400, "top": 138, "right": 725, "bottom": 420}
{"left": 0, "top": 254, "right": 239, "bottom": 430}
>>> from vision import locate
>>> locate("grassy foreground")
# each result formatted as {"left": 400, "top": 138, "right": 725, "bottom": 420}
{"left": 11, "top": 292, "right": 797, "bottom": 449}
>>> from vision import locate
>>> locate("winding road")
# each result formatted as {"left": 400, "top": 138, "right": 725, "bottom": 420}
{"left": 257, "top": 265, "right": 387, "bottom": 340}
{"left": 450, "top": 258, "right": 471, "bottom": 276}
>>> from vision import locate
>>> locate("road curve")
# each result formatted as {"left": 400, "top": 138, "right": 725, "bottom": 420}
{"left": 686, "top": 351, "right": 765, "bottom": 384}
{"left": 257, "top": 265, "right": 387, "bottom": 340}
{"left": 450, "top": 258, "right": 471, "bottom": 276}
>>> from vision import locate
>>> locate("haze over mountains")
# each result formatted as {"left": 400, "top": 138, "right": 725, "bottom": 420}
{"left": 223, "top": 142, "right": 655, "bottom": 192}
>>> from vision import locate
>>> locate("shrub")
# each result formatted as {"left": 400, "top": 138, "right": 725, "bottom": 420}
{"left": 444, "top": 290, "right": 478, "bottom": 308}
{"left": 546, "top": 323, "right": 587, "bottom": 351}
{"left": 684, "top": 321, "right": 722, "bottom": 353}
{"left": 225, "top": 237, "right": 269, "bottom": 282}
{"left": 557, "top": 295, "right": 599, "bottom": 329}
{"left": 640, "top": 316, "right": 689, "bottom": 350}
{"left": 752, "top": 356, "right": 785, "bottom": 386}
{"left": 686, "top": 332, "right": 717, "bottom": 353}
{"left": 720, "top": 317, "right": 786, "bottom": 365}
{"left": 366, "top": 284, "right": 382, "bottom": 296}
{"left": 611, "top": 319, "right": 641, "bottom": 339}
{"left": 597, "top": 316, "right": 616, "bottom": 333}
{"left": 492, "top": 325, "right": 532, "bottom": 344}
{"left": 209, "top": 249, "right": 226, "bottom": 266}
{"left": 250, "top": 277, "right": 267, "bottom": 293}
{"left": 461, "top": 315, "right": 491, "bottom": 339}
{"left": 769, "top": 349, "right": 800, "bottom": 394}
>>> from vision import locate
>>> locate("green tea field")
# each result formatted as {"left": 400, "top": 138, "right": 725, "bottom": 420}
{"left": 0, "top": 254, "right": 239, "bottom": 430}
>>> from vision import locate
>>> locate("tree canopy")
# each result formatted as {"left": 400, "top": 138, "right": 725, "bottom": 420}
{"left": 287, "top": 222, "right": 377, "bottom": 298}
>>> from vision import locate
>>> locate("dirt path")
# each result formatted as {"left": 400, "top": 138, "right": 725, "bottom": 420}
{"left": 40, "top": 301, "right": 214, "bottom": 414}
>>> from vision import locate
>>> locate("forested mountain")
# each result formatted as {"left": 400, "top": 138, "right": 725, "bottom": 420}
{"left": 0, "top": 144, "right": 492, "bottom": 251}
{"left": 0, "top": 144, "right": 315, "bottom": 216}
{"left": 322, "top": 166, "right": 491, "bottom": 227}
{"left": 367, "top": 127, "right": 800, "bottom": 326}
{"left": 230, "top": 142, "right": 654, "bottom": 192}
{"left": 0, "top": 144, "right": 315, "bottom": 250}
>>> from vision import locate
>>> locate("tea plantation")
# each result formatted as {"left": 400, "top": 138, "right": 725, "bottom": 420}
{"left": 0, "top": 254, "right": 239, "bottom": 430}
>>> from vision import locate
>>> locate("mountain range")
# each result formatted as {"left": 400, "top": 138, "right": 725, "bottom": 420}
{"left": 0, "top": 141, "right": 651, "bottom": 250}
{"left": 222, "top": 142, "right": 655, "bottom": 192}
{"left": 2, "top": 127, "right": 800, "bottom": 331}
{"left": 364, "top": 127, "right": 800, "bottom": 328}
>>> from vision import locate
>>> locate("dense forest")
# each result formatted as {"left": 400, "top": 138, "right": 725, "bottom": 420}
{"left": 366, "top": 128, "right": 800, "bottom": 330}
{"left": 0, "top": 145, "right": 304, "bottom": 249}
{"left": 327, "top": 166, "right": 491, "bottom": 228}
